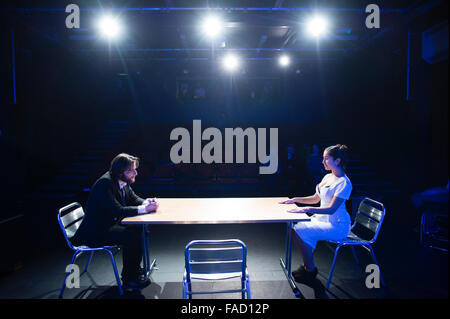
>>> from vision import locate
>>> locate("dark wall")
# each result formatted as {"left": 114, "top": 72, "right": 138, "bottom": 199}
{"left": 2, "top": 4, "right": 447, "bottom": 255}
{"left": 323, "top": 5, "right": 448, "bottom": 193}
{"left": 1, "top": 14, "right": 26, "bottom": 216}
{"left": 0, "top": 14, "right": 115, "bottom": 219}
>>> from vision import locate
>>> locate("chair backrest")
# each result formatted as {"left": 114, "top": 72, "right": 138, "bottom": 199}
{"left": 57, "top": 202, "right": 84, "bottom": 249}
{"left": 184, "top": 239, "right": 247, "bottom": 280}
{"left": 353, "top": 197, "right": 386, "bottom": 242}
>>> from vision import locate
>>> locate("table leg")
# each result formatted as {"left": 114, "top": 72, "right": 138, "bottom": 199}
{"left": 286, "top": 221, "right": 292, "bottom": 272}
{"left": 280, "top": 221, "right": 302, "bottom": 298}
{"left": 142, "top": 224, "right": 157, "bottom": 278}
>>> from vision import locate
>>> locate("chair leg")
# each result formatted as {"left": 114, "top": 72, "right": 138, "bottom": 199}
{"left": 59, "top": 250, "right": 81, "bottom": 298}
{"left": 187, "top": 281, "right": 193, "bottom": 299}
{"left": 246, "top": 275, "right": 251, "bottom": 299}
{"left": 182, "top": 279, "right": 187, "bottom": 299}
{"left": 84, "top": 251, "right": 94, "bottom": 272}
{"left": 351, "top": 246, "right": 360, "bottom": 265}
{"left": 106, "top": 249, "right": 124, "bottom": 296}
{"left": 326, "top": 244, "right": 342, "bottom": 290}
{"left": 367, "top": 245, "right": 386, "bottom": 287}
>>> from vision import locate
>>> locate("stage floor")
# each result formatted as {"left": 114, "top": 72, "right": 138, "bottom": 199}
{"left": 0, "top": 221, "right": 447, "bottom": 299}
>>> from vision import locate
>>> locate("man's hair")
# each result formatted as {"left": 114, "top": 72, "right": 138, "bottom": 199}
{"left": 109, "top": 153, "right": 140, "bottom": 181}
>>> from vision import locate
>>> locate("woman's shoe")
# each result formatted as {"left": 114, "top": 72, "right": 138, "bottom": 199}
{"left": 291, "top": 264, "right": 306, "bottom": 277}
{"left": 292, "top": 265, "right": 318, "bottom": 283}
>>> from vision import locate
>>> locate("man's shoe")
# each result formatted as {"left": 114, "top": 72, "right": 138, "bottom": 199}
{"left": 292, "top": 265, "right": 318, "bottom": 283}
{"left": 122, "top": 277, "right": 151, "bottom": 290}
{"left": 138, "top": 267, "right": 147, "bottom": 280}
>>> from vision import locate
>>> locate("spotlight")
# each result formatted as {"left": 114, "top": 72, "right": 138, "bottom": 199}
{"left": 222, "top": 54, "right": 240, "bottom": 72}
{"left": 306, "top": 15, "right": 329, "bottom": 38}
{"left": 98, "top": 15, "right": 122, "bottom": 39}
{"left": 202, "top": 15, "right": 224, "bottom": 38}
{"left": 279, "top": 55, "right": 290, "bottom": 67}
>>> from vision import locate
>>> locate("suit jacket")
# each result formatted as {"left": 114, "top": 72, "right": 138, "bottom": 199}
{"left": 75, "top": 172, "right": 145, "bottom": 244}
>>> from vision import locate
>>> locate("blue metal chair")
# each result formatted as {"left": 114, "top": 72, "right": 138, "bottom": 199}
{"left": 182, "top": 239, "right": 251, "bottom": 299}
{"left": 325, "top": 197, "right": 386, "bottom": 290}
{"left": 57, "top": 202, "right": 123, "bottom": 298}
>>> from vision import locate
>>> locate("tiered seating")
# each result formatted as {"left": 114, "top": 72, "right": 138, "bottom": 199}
{"left": 152, "top": 163, "right": 175, "bottom": 184}
{"left": 149, "top": 162, "right": 260, "bottom": 186}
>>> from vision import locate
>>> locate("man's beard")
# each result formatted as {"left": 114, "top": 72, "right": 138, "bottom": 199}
{"left": 120, "top": 174, "right": 135, "bottom": 184}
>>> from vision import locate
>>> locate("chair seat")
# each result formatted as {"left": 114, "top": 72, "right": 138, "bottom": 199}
{"left": 328, "top": 232, "right": 370, "bottom": 245}
{"left": 73, "top": 245, "right": 119, "bottom": 251}
{"left": 190, "top": 272, "right": 243, "bottom": 281}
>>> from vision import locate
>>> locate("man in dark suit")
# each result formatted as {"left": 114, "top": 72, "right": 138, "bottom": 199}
{"left": 73, "top": 153, "right": 158, "bottom": 290}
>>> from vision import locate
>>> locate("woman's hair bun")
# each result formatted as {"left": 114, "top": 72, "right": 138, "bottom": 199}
{"left": 324, "top": 144, "right": 349, "bottom": 170}
{"left": 338, "top": 144, "right": 348, "bottom": 152}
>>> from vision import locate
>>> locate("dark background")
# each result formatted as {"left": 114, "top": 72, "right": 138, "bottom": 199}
{"left": 0, "top": 0, "right": 448, "bottom": 278}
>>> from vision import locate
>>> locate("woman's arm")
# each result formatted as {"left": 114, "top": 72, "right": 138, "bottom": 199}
{"left": 294, "top": 194, "right": 320, "bottom": 205}
{"left": 287, "top": 196, "right": 345, "bottom": 215}
{"left": 279, "top": 193, "right": 320, "bottom": 205}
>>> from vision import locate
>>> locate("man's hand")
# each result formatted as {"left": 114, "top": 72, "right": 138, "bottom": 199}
{"left": 144, "top": 201, "right": 159, "bottom": 213}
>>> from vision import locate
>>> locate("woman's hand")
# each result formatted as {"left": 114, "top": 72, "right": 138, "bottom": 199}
{"left": 279, "top": 198, "right": 296, "bottom": 204}
{"left": 287, "top": 207, "right": 311, "bottom": 214}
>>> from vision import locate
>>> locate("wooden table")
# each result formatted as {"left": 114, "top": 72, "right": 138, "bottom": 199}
{"left": 121, "top": 197, "right": 310, "bottom": 297}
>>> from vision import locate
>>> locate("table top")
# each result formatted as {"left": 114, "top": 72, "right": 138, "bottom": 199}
{"left": 121, "top": 197, "right": 311, "bottom": 225}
